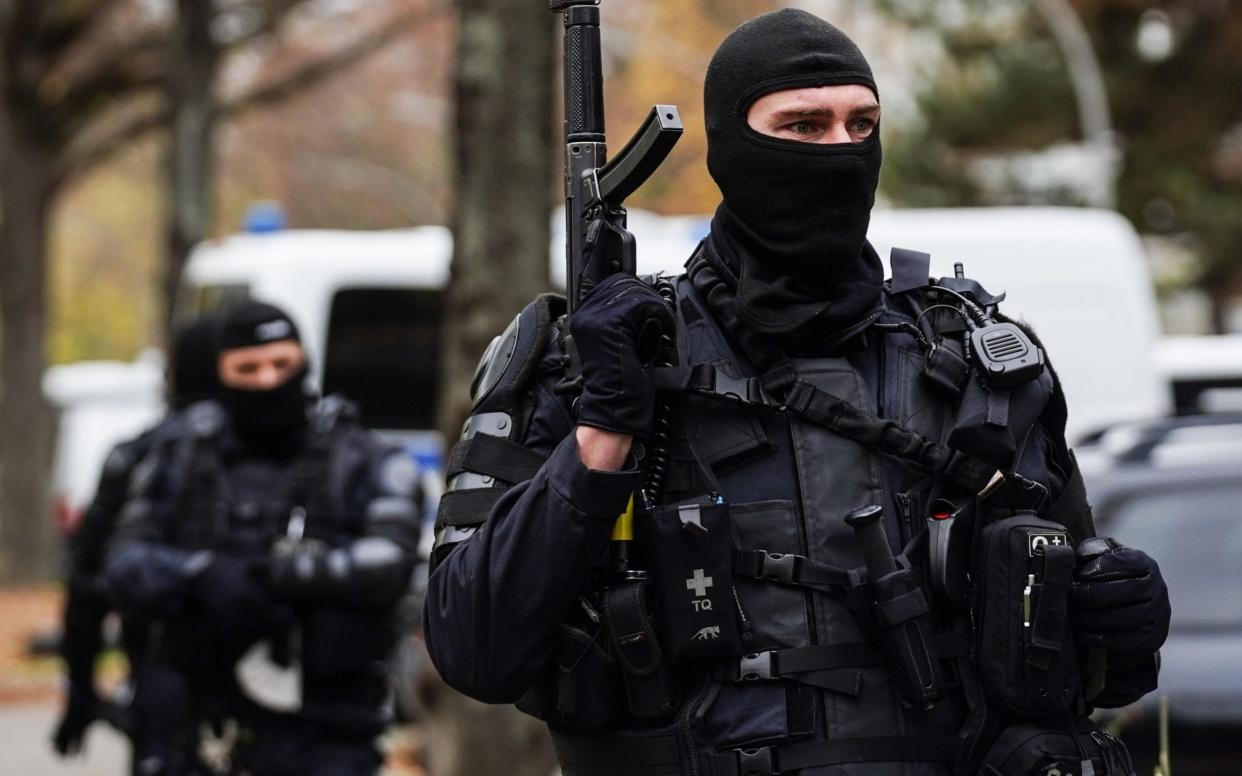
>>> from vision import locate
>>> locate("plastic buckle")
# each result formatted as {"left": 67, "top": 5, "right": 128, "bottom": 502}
{"left": 713, "top": 370, "right": 761, "bottom": 405}
{"left": 738, "top": 651, "right": 775, "bottom": 681}
{"left": 759, "top": 552, "right": 797, "bottom": 584}
{"left": 737, "top": 746, "right": 775, "bottom": 776}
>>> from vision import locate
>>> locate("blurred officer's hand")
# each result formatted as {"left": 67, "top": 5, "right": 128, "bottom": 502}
{"left": 51, "top": 687, "right": 97, "bottom": 756}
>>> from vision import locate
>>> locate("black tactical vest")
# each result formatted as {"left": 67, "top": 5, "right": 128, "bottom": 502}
{"left": 542, "top": 273, "right": 1067, "bottom": 776}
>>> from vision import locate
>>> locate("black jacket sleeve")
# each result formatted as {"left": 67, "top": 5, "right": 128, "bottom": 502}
{"left": 103, "top": 431, "right": 200, "bottom": 620}
{"left": 61, "top": 434, "right": 150, "bottom": 690}
{"left": 422, "top": 370, "right": 641, "bottom": 704}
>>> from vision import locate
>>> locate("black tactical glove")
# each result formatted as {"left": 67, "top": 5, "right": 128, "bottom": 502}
{"left": 188, "top": 552, "right": 288, "bottom": 637}
{"left": 1092, "top": 652, "right": 1160, "bottom": 709}
{"left": 1071, "top": 537, "right": 1170, "bottom": 656}
{"left": 261, "top": 542, "right": 330, "bottom": 600}
{"left": 51, "top": 686, "right": 97, "bottom": 756}
{"left": 568, "top": 273, "right": 674, "bottom": 436}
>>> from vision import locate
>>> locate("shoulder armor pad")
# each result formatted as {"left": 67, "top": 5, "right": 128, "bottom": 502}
{"left": 374, "top": 449, "right": 420, "bottom": 498}
{"left": 888, "top": 246, "right": 1006, "bottom": 309}
{"left": 310, "top": 394, "right": 361, "bottom": 436}
{"left": 102, "top": 442, "right": 138, "bottom": 478}
{"left": 183, "top": 400, "right": 226, "bottom": 441}
{"left": 471, "top": 292, "right": 566, "bottom": 415}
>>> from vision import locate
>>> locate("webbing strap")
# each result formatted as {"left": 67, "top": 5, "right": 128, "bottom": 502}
{"left": 1027, "top": 543, "right": 1075, "bottom": 670}
{"left": 656, "top": 360, "right": 997, "bottom": 493}
{"left": 764, "top": 363, "right": 989, "bottom": 489}
{"left": 444, "top": 433, "right": 546, "bottom": 484}
{"left": 715, "top": 643, "right": 882, "bottom": 696}
{"left": 735, "top": 549, "right": 850, "bottom": 590}
{"left": 436, "top": 486, "right": 509, "bottom": 527}
{"left": 552, "top": 731, "right": 681, "bottom": 776}
{"left": 716, "top": 735, "right": 961, "bottom": 776}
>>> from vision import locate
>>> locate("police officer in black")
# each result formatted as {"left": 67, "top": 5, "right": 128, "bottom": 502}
{"left": 106, "top": 301, "right": 421, "bottom": 776}
{"left": 425, "top": 9, "right": 1170, "bottom": 776}
{"left": 53, "top": 315, "right": 221, "bottom": 763}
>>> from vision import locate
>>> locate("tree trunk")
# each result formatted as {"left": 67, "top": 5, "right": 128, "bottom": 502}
{"left": 164, "top": 0, "right": 220, "bottom": 341}
{"left": 438, "top": 0, "right": 557, "bottom": 441}
{"left": 0, "top": 125, "right": 56, "bottom": 584}
{"left": 427, "top": 1, "right": 558, "bottom": 774}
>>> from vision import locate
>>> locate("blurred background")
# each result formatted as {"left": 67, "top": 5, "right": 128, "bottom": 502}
{"left": 1, "top": 0, "right": 1240, "bottom": 773}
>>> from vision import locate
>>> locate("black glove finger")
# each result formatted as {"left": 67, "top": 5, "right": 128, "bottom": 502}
{"left": 1078, "top": 622, "right": 1168, "bottom": 655}
{"left": 572, "top": 273, "right": 675, "bottom": 436}
{"left": 635, "top": 317, "right": 668, "bottom": 366}
{"left": 1075, "top": 602, "right": 1169, "bottom": 654}
{"left": 1092, "top": 653, "right": 1160, "bottom": 709}
{"left": 1076, "top": 546, "right": 1160, "bottom": 583}
{"left": 1071, "top": 572, "right": 1162, "bottom": 611}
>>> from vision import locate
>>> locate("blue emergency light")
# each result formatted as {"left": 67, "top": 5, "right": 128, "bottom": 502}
{"left": 244, "top": 201, "right": 287, "bottom": 234}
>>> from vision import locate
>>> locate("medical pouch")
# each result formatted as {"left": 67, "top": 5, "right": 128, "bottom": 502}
{"left": 973, "top": 512, "right": 1080, "bottom": 717}
{"left": 644, "top": 500, "right": 743, "bottom": 664}
{"left": 979, "top": 718, "right": 1137, "bottom": 776}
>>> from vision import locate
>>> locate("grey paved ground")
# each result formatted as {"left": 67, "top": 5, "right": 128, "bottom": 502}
{"left": 1, "top": 701, "right": 128, "bottom": 775}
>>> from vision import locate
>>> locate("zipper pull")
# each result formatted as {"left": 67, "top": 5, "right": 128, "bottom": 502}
{"left": 1022, "top": 573, "right": 1034, "bottom": 628}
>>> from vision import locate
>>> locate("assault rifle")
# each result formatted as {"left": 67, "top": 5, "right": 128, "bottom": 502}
{"left": 550, "top": 0, "right": 683, "bottom": 563}
{"left": 550, "top": 0, "right": 683, "bottom": 321}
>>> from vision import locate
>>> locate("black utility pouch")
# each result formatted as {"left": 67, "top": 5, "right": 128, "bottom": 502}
{"left": 863, "top": 564, "right": 945, "bottom": 709}
{"left": 515, "top": 615, "right": 625, "bottom": 730}
{"left": 979, "top": 718, "right": 1137, "bottom": 776}
{"left": 973, "top": 512, "right": 1080, "bottom": 717}
{"left": 602, "top": 578, "right": 677, "bottom": 719}
{"left": 644, "top": 501, "right": 743, "bottom": 663}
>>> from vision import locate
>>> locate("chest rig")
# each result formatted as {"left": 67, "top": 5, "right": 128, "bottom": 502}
{"left": 543, "top": 249, "right": 1081, "bottom": 776}
{"left": 159, "top": 398, "right": 363, "bottom": 556}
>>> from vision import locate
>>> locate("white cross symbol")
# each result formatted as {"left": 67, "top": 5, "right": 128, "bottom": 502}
{"left": 686, "top": 569, "right": 713, "bottom": 597}
{"left": 1051, "top": 536, "right": 1063, "bottom": 545}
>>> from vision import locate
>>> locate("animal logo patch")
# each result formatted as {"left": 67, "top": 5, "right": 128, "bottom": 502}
{"left": 692, "top": 626, "right": 721, "bottom": 641}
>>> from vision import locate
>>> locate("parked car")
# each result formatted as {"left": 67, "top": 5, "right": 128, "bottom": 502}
{"left": 1153, "top": 334, "right": 1242, "bottom": 415}
{"left": 1077, "top": 413, "right": 1242, "bottom": 775}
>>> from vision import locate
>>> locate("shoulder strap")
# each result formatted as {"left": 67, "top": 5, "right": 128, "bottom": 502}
{"left": 654, "top": 358, "right": 998, "bottom": 494}
{"left": 287, "top": 396, "right": 361, "bottom": 522}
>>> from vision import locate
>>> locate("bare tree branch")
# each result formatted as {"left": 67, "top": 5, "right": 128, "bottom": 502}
{"left": 220, "top": 2, "right": 448, "bottom": 117}
{"left": 58, "top": 1, "right": 447, "bottom": 182}
{"left": 58, "top": 27, "right": 169, "bottom": 110}
{"left": 38, "top": 0, "right": 127, "bottom": 62}
{"left": 55, "top": 102, "right": 167, "bottom": 184}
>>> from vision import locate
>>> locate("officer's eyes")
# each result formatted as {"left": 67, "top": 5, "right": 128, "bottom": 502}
{"left": 236, "top": 363, "right": 259, "bottom": 375}
{"left": 850, "top": 118, "right": 876, "bottom": 136}
{"left": 787, "top": 120, "right": 818, "bottom": 136}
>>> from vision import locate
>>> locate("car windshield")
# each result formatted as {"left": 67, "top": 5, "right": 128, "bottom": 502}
{"left": 1105, "top": 481, "right": 1242, "bottom": 630}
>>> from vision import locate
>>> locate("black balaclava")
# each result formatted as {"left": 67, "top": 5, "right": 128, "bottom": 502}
{"left": 169, "top": 315, "right": 222, "bottom": 408}
{"left": 218, "top": 301, "right": 310, "bottom": 448}
{"left": 704, "top": 8, "right": 883, "bottom": 336}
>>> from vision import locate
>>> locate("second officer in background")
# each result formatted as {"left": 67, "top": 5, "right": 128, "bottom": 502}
{"left": 106, "top": 301, "right": 421, "bottom": 776}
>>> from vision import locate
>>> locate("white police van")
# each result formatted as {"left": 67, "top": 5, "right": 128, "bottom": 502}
{"left": 179, "top": 222, "right": 451, "bottom": 471}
